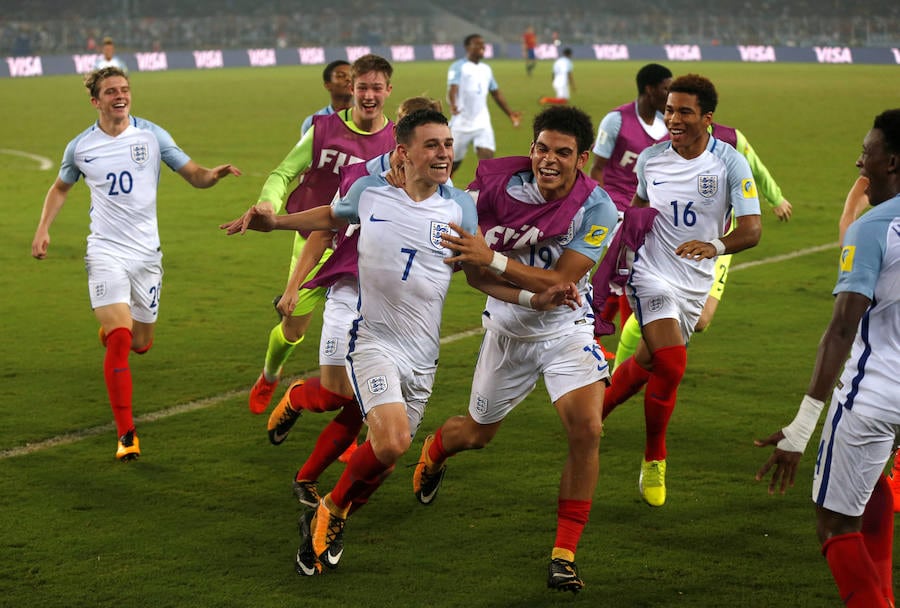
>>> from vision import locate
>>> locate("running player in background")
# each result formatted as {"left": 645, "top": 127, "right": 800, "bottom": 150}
{"left": 539, "top": 48, "right": 574, "bottom": 105}
{"left": 522, "top": 26, "right": 537, "bottom": 76}
{"left": 299, "top": 60, "right": 353, "bottom": 137}
{"left": 447, "top": 34, "right": 522, "bottom": 176}
{"left": 31, "top": 66, "right": 240, "bottom": 461}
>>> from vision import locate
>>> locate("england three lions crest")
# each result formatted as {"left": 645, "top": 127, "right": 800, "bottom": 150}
{"left": 430, "top": 221, "right": 451, "bottom": 249}
{"left": 367, "top": 375, "right": 388, "bottom": 395}
{"left": 697, "top": 175, "right": 718, "bottom": 198}
{"left": 131, "top": 142, "right": 150, "bottom": 165}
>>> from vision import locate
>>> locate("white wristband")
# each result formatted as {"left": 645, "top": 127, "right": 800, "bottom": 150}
{"left": 777, "top": 395, "right": 825, "bottom": 453}
{"left": 488, "top": 251, "right": 509, "bottom": 275}
{"left": 709, "top": 238, "right": 726, "bottom": 256}
{"left": 518, "top": 289, "right": 535, "bottom": 308}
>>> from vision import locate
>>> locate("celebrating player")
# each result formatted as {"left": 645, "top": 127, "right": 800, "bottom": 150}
{"left": 31, "top": 66, "right": 240, "bottom": 460}
{"left": 755, "top": 108, "right": 900, "bottom": 608}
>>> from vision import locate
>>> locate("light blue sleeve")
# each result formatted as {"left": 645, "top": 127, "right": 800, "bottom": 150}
{"left": 488, "top": 75, "right": 499, "bottom": 92}
{"left": 58, "top": 135, "right": 82, "bottom": 184}
{"left": 834, "top": 215, "right": 886, "bottom": 299}
{"left": 443, "top": 186, "right": 478, "bottom": 234}
{"left": 721, "top": 145, "right": 761, "bottom": 217}
{"left": 300, "top": 114, "right": 313, "bottom": 136}
{"left": 447, "top": 60, "right": 464, "bottom": 86}
{"left": 333, "top": 174, "right": 385, "bottom": 224}
{"left": 566, "top": 188, "right": 619, "bottom": 262}
{"left": 592, "top": 111, "right": 622, "bottom": 158}
{"left": 365, "top": 152, "right": 392, "bottom": 176}
{"left": 138, "top": 118, "right": 190, "bottom": 172}
{"left": 634, "top": 146, "right": 654, "bottom": 201}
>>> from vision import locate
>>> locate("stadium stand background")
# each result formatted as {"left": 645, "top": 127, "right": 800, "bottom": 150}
{"left": 2, "top": 0, "right": 897, "bottom": 56}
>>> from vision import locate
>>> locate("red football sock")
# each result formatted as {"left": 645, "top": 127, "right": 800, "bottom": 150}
{"left": 643, "top": 344, "right": 687, "bottom": 461}
{"left": 889, "top": 451, "right": 900, "bottom": 512}
{"left": 289, "top": 376, "right": 355, "bottom": 413}
{"left": 330, "top": 440, "right": 392, "bottom": 511}
{"left": 862, "top": 475, "right": 895, "bottom": 605}
{"left": 132, "top": 339, "right": 153, "bottom": 355}
{"left": 348, "top": 464, "right": 395, "bottom": 516}
{"left": 602, "top": 356, "right": 651, "bottom": 419}
{"left": 427, "top": 426, "right": 452, "bottom": 466}
{"left": 554, "top": 499, "right": 592, "bottom": 554}
{"left": 822, "top": 532, "right": 890, "bottom": 607}
{"left": 600, "top": 294, "right": 619, "bottom": 323}
{"left": 103, "top": 327, "right": 133, "bottom": 437}
{"left": 297, "top": 405, "right": 363, "bottom": 481}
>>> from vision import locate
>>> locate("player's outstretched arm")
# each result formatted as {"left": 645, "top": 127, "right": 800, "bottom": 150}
{"left": 32, "top": 178, "right": 73, "bottom": 259}
{"left": 220, "top": 204, "right": 342, "bottom": 236}
{"left": 771, "top": 199, "right": 793, "bottom": 222}
{"left": 838, "top": 177, "right": 870, "bottom": 246}
{"left": 220, "top": 203, "right": 277, "bottom": 235}
{"left": 753, "top": 291, "right": 871, "bottom": 494}
{"left": 178, "top": 160, "right": 241, "bottom": 188}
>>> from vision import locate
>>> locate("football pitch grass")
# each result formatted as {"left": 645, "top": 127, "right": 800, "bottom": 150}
{"left": 1, "top": 60, "right": 897, "bottom": 607}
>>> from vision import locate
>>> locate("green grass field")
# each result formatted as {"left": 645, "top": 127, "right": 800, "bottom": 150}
{"left": 1, "top": 60, "right": 897, "bottom": 607}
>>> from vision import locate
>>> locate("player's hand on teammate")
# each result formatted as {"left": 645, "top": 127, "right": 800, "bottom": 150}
{"left": 220, "top": 202, "right": 277, "bottom": 235}
{"left": 675, "top": 240, "right": 719, "bottom": 261}
{"left": 385, "top": 162, "right": 406, "bottom": 188}
{"left": 441, "top": 223, "right": 493, "bottom": 266}
{"left": 532, "top": 282, "right": 582, "bottom": 311}
{"left": 753, "top": 429, "right": 802, "bottom": 495}
{"left": 772, "top": 199, "right": 793, "bottom": 222}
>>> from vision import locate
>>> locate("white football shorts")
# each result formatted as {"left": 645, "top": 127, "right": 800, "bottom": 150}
{"left": 626, "top": 271, "right": 705, "bottom": 343}
{"left": 319, "top": 279, "right": 358, "bottom": 368}
{"left": 812, "top": 396, "right": 897, "bottom": 517}
{"left": 468, "top": 327, "right": 610, "bottom": 425}
{"left": 450, "top": 125, "right": 496, "bottom": 160}
{"left": 345, "top": 341, "right": 434, "bottom": 438}
{"left": 85, "top": 251, "right": 163, "bottom": 324}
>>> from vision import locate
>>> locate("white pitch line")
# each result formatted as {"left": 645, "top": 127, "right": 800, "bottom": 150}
{"left": 0, "top": 148, "right": 54, "bottom": 170}
{"left": 731, "top": 242, "right": 837, "bottom": 272}
{"left": 0, "top": 244, "right": 835, "bottom": 460}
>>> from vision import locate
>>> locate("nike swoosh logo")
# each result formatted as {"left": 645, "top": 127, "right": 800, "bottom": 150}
{"left": 295, "top": 550, "right": 318, "bottom": 576}
{"left": 369, "top": 214, "right": 390, "bottom": 222}
{"left": 652, "top": 179, "right": 667, "bottom": 185}
{"left": 326, "top": 548, "right": 344, "bottom": 564}
{"left": 272, "top": 430, "right": 289, "bottom": 443}
{"left": 84, "top": 157, "right": 97, "bottom": 163}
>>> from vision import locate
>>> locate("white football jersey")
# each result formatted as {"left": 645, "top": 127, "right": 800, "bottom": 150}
{"left": 831, "top": 195, "right": 900, "bottom": 424}
{"left": 477, "top": 180, "right": 618, "bottom": 341}
{"left": 447, "top": 59, "right": 498, "bottom": 131}
{"left": 631, "top": 137, "right": 760, "bottom": 298}
{"left": 334, "top": 175, "right": 478, "bottom": 369}
{"left": 58, "top": 116, "right": 190, "bottom": 259}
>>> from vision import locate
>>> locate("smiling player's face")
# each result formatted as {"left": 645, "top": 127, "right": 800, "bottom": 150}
{"left": 91, "top": 75, "right": 131, "bottom": 121}
{"left": 352, "top": 71, "right": 391, "bottom": 123}
{"left": 402, "top": 122, "right": 454, "bottom": 186}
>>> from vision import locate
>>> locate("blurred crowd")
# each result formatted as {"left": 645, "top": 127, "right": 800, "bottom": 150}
{"left": 2, "top": 0, "right": 897, "bottom": 55}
